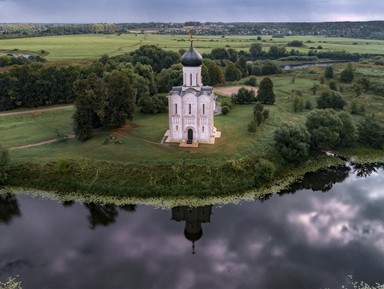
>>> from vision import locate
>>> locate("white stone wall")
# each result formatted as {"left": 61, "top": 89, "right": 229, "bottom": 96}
{"left": 183, "top": 66, "right": 202, "bottom": 87}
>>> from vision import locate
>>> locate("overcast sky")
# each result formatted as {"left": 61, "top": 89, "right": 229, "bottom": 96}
{"left": 0, "top": 0, "right": 383, "bottom": 23}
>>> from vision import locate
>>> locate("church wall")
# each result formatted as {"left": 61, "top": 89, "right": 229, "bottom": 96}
{"left": 168, "top": 93, "right": 182, "bottom": 140}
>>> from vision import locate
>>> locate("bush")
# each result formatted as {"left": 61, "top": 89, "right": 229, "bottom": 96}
{"left": 274, "top": 123, "right": 311, "bottom": 164}
{"left": 317, "top": 90, "right": 346, "bottom": 110}
{"left": 0, "top": 144, "right": 10, "bottom": 184}
{"left": 232, "top": 87, "right": 256, "bottom": 104}
{"left": 221, "top": 105, "right": 230, "bottom": 115}
{"left": 262, "top": 109, "right": 270, "bottom": 119}
{"left": 324, "top": 66, "right": 334, "bottom": 78}
{"left": 293, "top": 95, "right": 304, "bottom": 112}
{"left": 358, "top": 115, "right": 384, "bottom": 149}
{"left": 254, "top": 158, "right": 276, "bottom": 187}
{"left": 248, "top": 120, "right": 257, "bottom": 133}
{"left": 244, "top": 76, "right": 257, "bottom": 87}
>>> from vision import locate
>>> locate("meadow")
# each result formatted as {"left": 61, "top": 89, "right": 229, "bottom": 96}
{"left": 1, "top": 34, "right": 384, "bottom": 63}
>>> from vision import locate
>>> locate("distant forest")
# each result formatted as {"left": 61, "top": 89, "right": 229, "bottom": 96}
{"left": 1, "top": 21, "right": 384, "bottom": 39}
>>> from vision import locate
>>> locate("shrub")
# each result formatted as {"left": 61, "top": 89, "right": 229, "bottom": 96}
{"left": 293, "top": 95, "right": 304, "bottom": 112}
{"left": 358, "top": 115, "right": 384, "bottom": 149}
{"left": 317, "top": 90, "right": 346, "bottom": 110}
{"left": 248, "top": 120, "right": 257, "bottom": 133}
{"left": 221, "top": 105, "right": 230, "bottom": 115}
{"left": 232, "top": 87, "right": 256, "bottom": 104}
{"left": 324, "top": 66, "right": 334, "bottom": 78}
{"left": 254, "top": 158, "right": 276, "bottom": 187}
{"left": 0, "top": 145, "right": 10, "bottom": 184}
{"left": 262, "top": 109, "right": 270, "bottom": 119}
{"left": 244, "top": 76, "right": 257, "bottom": 87}
{"left": 274, "top": 123, "right": 311, "bottom": 164}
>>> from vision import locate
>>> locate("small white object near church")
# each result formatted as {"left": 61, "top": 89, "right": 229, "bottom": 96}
{"left": 164, "top": 34, "right": 221, "bottom": 147}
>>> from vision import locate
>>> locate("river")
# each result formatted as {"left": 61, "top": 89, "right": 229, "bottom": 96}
{"left": 1, "top": 164, "right": 384, "bottom": 288}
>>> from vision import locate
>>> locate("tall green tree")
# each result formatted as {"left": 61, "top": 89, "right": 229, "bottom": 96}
{"left": 225, "top": 62, "right": 242, "bottom": 82}
{"left": 207, "top": 61, "right": 225, "bottom": 85}
{"left": 340, "top": 63, "right": 354, "bottom": 83}
{"left": 249, "top": 43, "right": 263, "bottom": 59}
{"left": 236, "top": 56, "right": 248, "bottom": 78}
{"left": 257, "top": 77, "right": 275, "bottom": 104}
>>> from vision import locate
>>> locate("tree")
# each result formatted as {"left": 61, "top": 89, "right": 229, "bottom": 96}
{"left": 293, "top": 95, "right": 304, "bottom": 112}
{"left": 274, "top": 123, "right": 311, "bottom": 164}
{"left": 0, "top": 144, "right": 10, "bottom": 184}
{"left": 211, "top": 47, "right": 229, "bottom": 60}
{"left": 249, "top": 43, "right": 263, "bottom": 59}
{"left": 139, "top": 94, "right": 168, "bottom": 114}
{"left": 254, "top": 159, "right": 275, "bottom": 188}
{"left": 156, "top": 64, "right": 183, "bottom": 92}
{"left": 257, "top": 77, "right": 275, "bottom": 104}
{"left": 236, "top": 56, "right": 248, "bottom": 78}
{"left": 324, "top": 66, "right": 334, "bottom": 78}
{"left": 338, "top": 111, "right": 357, "bottom": 147}
{"left": 358, "top": 115, "right": 384, "bottom": 149}
{"left": 206, "top": 61, "right": 225, "bottom": 85}
{"left": 73, "top": 73, "right": 108, "bottom": 141}
{"left": 306, "top": 109, "right": 343, "bottom": 149}
{"left": 225, "top": 62, "right": 242, "bottom": 82}
{"left": 104, "top": 69, "right": 137, "bottom": 126}
{"left": 340, "top": 63, "right": 354, "bottom": 83}
{"left": 201, "top": 64, "right": 211, "bottom": 85}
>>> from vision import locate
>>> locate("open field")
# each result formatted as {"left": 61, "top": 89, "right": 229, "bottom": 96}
{"left": 1, "top": 34, "right": 384, "bottom": 62}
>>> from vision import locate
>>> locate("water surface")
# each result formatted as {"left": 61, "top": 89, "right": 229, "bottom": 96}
{"left": 1, "top": 165, "right": 384, "bottom": 288}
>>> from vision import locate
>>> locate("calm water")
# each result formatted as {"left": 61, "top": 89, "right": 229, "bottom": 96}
{"left": 1, "top": 164, "right": 384, "bottom": 289}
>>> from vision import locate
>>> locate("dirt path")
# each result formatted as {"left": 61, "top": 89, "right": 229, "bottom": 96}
{"left": 0, "top": 105, "right": 73, "bottom": 117}
{"left": 10, "top": 134, "right": 75, "bottom": 150}
{"left": 214, "top": 86, "right": 258, "bottom": 96}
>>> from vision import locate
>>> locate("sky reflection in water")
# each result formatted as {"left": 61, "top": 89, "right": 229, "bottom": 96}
{"left": 1, "top": 166, "right": 384, "bottom": 289}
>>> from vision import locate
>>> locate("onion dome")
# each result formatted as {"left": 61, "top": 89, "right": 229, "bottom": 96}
{"left": 181, "top": 42, "right": 203, "bottom": 67}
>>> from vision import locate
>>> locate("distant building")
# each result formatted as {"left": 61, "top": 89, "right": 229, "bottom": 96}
{"left": 164, "top": 36, "right": 220, "bottom": 147}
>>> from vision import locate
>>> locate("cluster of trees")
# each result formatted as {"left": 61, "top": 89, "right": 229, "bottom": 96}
{"left": 73, "top": 64, "right": 155, "bottom": 141}
{"left": 0, "top": 64, "right": 80, "bottom": 111}
{"left": 274, "top": 109, "right": 384, "bottom": 164}
{"left": 0, "top": 144, "right": 9, "bottom": 184}
{"left": 0, "top": 54, "right": 45, "bottom": 67}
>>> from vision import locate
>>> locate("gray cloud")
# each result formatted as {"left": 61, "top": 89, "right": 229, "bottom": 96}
{"left": 0, "top": 0, "right": 383, "bottom": 23}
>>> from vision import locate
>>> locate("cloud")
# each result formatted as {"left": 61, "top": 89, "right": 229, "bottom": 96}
{"left": 0, "top": 0, "right": 383, "bottom": 23}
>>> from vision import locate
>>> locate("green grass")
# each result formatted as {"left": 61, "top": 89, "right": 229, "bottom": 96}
{"left": 1, "top": 34, "right": 384, "bottom": 63}
{"left": 0, "top": 107, "right": 74, "bottom": 147}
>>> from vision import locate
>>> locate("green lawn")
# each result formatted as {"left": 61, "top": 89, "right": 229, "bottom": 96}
{"left": 1, "top": 34, "right": 384, "bottom": 63}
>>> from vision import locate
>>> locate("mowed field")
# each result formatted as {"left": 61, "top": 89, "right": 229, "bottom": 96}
{"left": 1, "top": 34, "right": 384, "bottom": 62}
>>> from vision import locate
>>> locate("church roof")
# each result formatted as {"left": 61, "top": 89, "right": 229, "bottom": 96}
{"left": 181, "top": 42, "right": 203, "bottom": 67}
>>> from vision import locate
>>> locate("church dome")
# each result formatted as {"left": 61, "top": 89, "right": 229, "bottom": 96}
{"left": 181, "top": 43, "right": 203, "bottom": 67}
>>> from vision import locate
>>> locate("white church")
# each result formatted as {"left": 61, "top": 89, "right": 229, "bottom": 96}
{"left": 165, "top": 37, "right": 220, "bottom": 147}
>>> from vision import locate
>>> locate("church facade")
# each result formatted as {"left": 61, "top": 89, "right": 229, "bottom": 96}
{"left": 165, "top": 41, "right": 220, "bottom": 146}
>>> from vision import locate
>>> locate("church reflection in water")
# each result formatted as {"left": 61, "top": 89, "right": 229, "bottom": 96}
{"left": 171, "top": 206, "right": 212, "bottom": 254}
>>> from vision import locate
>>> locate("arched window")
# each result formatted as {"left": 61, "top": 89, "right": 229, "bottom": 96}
{"left": 190, "top": 74, "right": 192, "bottom": 86}
{"left": 202, "top": 126, "right": 205, "bottom": 132}
{"left": 189, "top": 104, "right": 192, "bottom": 114}
{"left": 196, "top": 73, "right": 198, "bottom": 85}
{"left": 176, "top": 125, "right": 178, "bottom": 131}
{"left": 175, "top": 104, "right": 177, "bottom": 114}
{"left": 203, "top": 104, "right": 205, "bottom": 115}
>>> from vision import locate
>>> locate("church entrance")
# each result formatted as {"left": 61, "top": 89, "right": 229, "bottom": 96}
{"left": 187, "top": 129, "right": 193, "bottom": 144}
